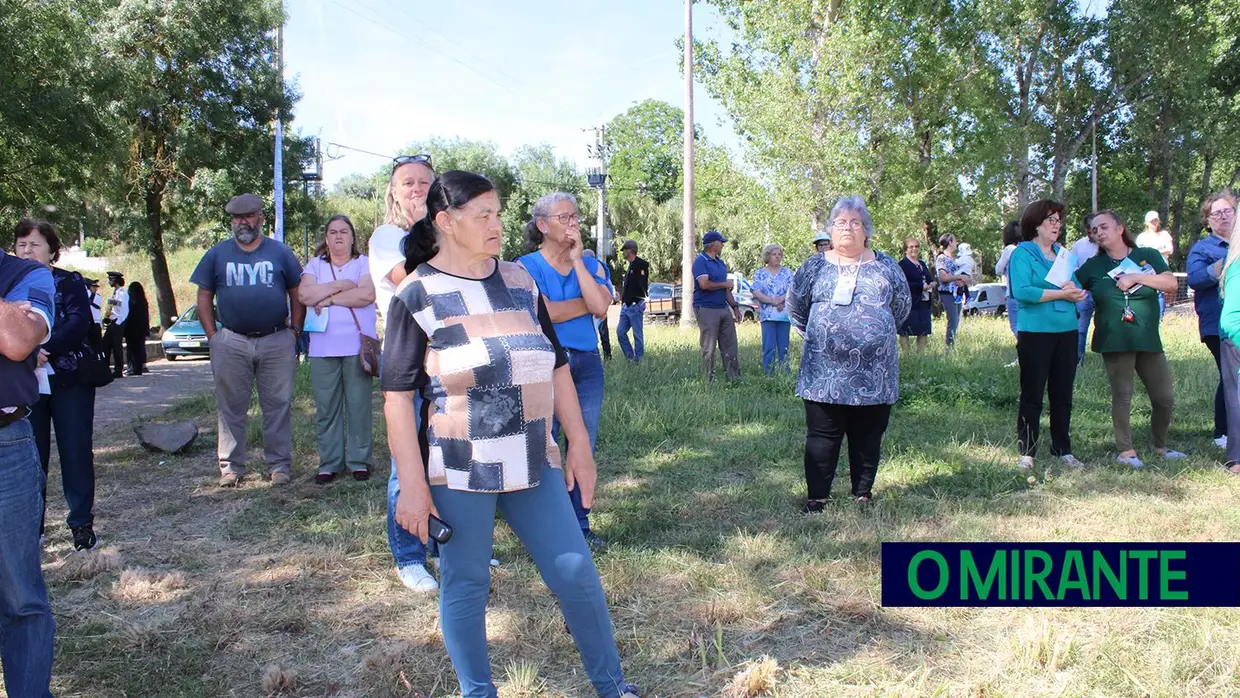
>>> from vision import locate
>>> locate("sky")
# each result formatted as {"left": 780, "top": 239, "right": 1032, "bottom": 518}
{"left": 284, "top": 0, "right": 741, "bottom": 187}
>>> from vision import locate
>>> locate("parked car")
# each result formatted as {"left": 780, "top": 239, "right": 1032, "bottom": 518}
{"left": 964, "top": 282, "right": 1007, "bottom": 316}
{"left": 645, "top": 278, "right": 759, "bottom": 322}
{"left": 161, "top": 305, "right": 219, "bottom": 359}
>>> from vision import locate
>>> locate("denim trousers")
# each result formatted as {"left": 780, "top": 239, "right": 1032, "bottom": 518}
{"left": 0, "top": 418, "right": 55, "bottom": 698}
{"left": 387, "top": 392, "right": 434, "bottom": 568}
{"left": 431, "top": 468, "right": 629, "bottom": 698}
{"left": 760, "top": 320, "right": 791, "bottom": 375}
{"left": 939, "top": 293, "right": 961, "bottom": 347}
{"left": 1006, "top": 297, "right": 1020, "bottom": 338}
{"left": 29, "top": 380, "right": 96, "bottom": 532}
{"left": 309, "top": 356, "right": 373, "bottom": 475}
{"left": 1076, "top": 292, "right": 1095, "bottom": 361}
{"left": 615, "top": 302, "right": 645, "bottom": 361}
{"left": 551, "top": 349, "right": 605, "bottom": 533}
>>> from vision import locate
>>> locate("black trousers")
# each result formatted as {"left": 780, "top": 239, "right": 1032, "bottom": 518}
{"left": 125, "top": 334, "right": 147, "bottom": 375}
{"left": 103, "top": 321, "right": 125, "bottom": 376}
{"left": 1203, "top": 335, "right": 1228, "bottom": 439}
{"left": 1016, "top": 330, "right": 1078, "bottom": 457}
{"left": 598, "top": 316, "right": 612, "bottom": 360}
{"left": 804, "top": 400, "right": 892, "bottom": 500}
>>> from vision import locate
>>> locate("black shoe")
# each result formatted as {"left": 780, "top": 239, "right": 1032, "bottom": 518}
{"left": 582, "top": 530, "right": 609, "bottom": 552}
{"left": 71, "top": 525, "right": 98, "bottom": 552}
{"left": 802, "top": 499, "right": 828, "bottom": 514}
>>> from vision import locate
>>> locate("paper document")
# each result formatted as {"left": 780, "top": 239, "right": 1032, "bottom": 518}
{"left": 304, "top": 308, "right": 329, "bottom": 333}
{"left": 1044, "top": 248, "right": 1076, "bottom": 288}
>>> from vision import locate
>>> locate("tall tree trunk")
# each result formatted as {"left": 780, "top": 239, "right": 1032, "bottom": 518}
{"left": 1229, "top": 165, "right": 1239, "bottom": 190}
{"left": 144, "top": 189, "right": 178, "bottom": 330}
{"left": 1170, "top": 184, "right": 1186, "bottom": 269}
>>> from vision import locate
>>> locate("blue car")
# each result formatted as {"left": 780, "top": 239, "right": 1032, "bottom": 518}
{"left": 160, "top": 305, "right": 218, "bottom": 359}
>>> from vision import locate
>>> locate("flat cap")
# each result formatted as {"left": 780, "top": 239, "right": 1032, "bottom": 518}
{"left": 224, "top": 193, "right": 264, "bottom": 215}
{"left": 621, "top": 239, "right": 638, "bottom": 252}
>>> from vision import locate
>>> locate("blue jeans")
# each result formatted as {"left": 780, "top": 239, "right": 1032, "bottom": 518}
{"left": 431, "top": 468, "right": 629, "bottom": 698}
{"left": 1076, "top": 291, "right": 1095, "bottom": 361}
{"left": 760, "top": 320, "right": 791, "bottom": 375}
{"left": 551, "top": 349, "right": 604, "bottom": 533}
{"left": 30, "top": 381, "right": 96, "bottom": 532}
{"left": 939, "top": 293, "right": 961, "bottom": 347}
{"left": 616, "top": 302, "right": 645, "bottom": 361}
{"left": 0, "top": 418, "right": 55, "bottom": 698}
{"left": 1006, "top": 297, "right": 1019, "bottom": 338}
{"left": 387, "top": 393, "right": 435, "bottom": 567}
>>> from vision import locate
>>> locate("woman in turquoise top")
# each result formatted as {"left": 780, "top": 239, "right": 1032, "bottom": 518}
{"left": 1009, "top": 200, "right": 1087, "bottom": 470}
{"left": 1217, "top": 219, "right": 1240, "bottom": 474}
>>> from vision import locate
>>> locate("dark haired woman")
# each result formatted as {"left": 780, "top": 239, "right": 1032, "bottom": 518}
{"left": 14, "top": 218, "right": 100, "bottom": 550}
{"left": 1008, "top": 200, "right": 1086, "bottom": 470}
{"left": 383, "top": 170, "right": 641, "bottom": 698}
{"left": 367, "top": 154, "right": 441, "bottom": 592}
{"left": 515, "top": 192, "right": 614, "bottom": 551}
{"left": 124, "top": 281, "right": 150, "bottom": 375}
{"left": 897, "top": 237, "right": 933, "bottom": 353}
{"left": 298, "top": 215, "right": 377, "bottom": 483}
{"left": 1077, "top": 210, "right": 1184, "bottom": 469}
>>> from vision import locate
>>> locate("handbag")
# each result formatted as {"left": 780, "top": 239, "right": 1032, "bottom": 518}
{"left": 327, "top": 261, "right": 381, "bottom": 378}
{"left": 75, "top": 324, "right": 114, "bottom": 388}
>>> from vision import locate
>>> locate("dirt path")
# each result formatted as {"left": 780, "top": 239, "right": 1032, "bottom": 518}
{"left": 92, "top": 357, "right": 215, "bottom": 429}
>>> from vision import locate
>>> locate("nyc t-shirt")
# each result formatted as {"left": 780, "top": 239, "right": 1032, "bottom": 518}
{"left": 190, "top": 236, "right": 303, "bottom": 335}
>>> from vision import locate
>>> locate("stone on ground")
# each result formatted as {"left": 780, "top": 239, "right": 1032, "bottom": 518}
{"left": 134, "top": 421, "right": 198, "bottom": 454}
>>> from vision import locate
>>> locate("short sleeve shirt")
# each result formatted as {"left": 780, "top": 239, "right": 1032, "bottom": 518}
{"left": 379, "top": 260, "right": 568, "bottom": 493}
{"left": 368, "top": 224, "right": 407, "bottom": 332}
{"left": 515, "top": 251, "right": 611, "bottom": 352}
{"left": 752, "top": 266, "right": 793, "bottom": 322}
{"left": 1077, "top": 246, "right": 1169, "bottom": 354}
{"left": 935, "top": 253, "right": 961, "bottom": 295}
{"left": 692, "top": 253, "right": 729, "bottom": 308}
{"left": 303, "top": 255, "right": 377, "bottom": 358}
{"left": 190, "top": 236, "right": 303, "bottom": 334}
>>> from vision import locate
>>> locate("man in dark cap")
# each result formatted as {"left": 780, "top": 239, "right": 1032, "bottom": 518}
{"left": 191, "top": 193, "right": 305, "bottom": 487}
{"left": 84, "top": 277, "right": 104, "bottom": 345}
{"left": 102, "top": 271, "right": 128, "bottom": 378}
{"left": 693, "top": 230, "right": 741, "bottom": 380}
{"left": 616, "top": 239, "right": 649, "bottom": 362}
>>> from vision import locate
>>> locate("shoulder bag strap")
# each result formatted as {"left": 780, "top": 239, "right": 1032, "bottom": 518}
{"left": 326, "top": 260, "right": 366, "bottom": 337}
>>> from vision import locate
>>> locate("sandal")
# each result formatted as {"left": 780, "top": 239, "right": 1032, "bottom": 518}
{"left": 351, "top": 469, "right": 370, "bottom": 482}
{"left": 1224, "top": 461, "right": 1240, "bottom": 474}
{"left": 854, "top": 495, "right": 872, "bottom": 503}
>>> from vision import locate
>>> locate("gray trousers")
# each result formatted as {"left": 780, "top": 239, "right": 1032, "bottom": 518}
{"left": 695, "top": 306, "right": 740, "bottom": 380}
{"left": 939, "top": 292, "right": 961, "bottom": 347}
{"left": 209, "top": 327, "right": 296, "bottom": 475}
{"left": 309, "top": 356, "right": 373, "bottom": 475}
{"left": 1221, "top": 339, "right": 1240, "bottom": 465}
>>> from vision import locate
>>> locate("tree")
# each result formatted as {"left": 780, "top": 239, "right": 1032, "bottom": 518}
{"left": 101, "top": 0, "right": 299, "bottom": 328}
{"left": 605, "top": 100, "right": 693, "bottom": 204}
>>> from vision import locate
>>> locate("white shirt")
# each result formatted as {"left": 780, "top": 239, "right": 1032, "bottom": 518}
{"left": 1136, "top": 229, "right": 1174, "bottom": 264}
{"left": 108, "top": 286, "right": 129, "bottom": 324}
{"left": 88, "top": 291, "right": 103, "bottom": 325}
{"left": 995, "top": 244, "right": 1017, "bottom": 284}
{"left": 1070, "top": 237, "right": 1098, "bottom": 271}
{"left": 367, "top": 224, "right": 407, "bottom": 337}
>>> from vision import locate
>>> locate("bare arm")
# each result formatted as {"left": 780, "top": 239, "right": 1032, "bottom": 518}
{"left": 552, "top": 364, "right": 596, "bottom": 508}
{"left": 574, "top": 260, "right": 612, "bottom": 318}
{"left": 197, "top": 289, "right": 217, "bottom": 340}
{"left": 386, "top": 263, "right": 408, "bottom": 287}
{"left": 545, "top": 298, "right": 590, "bottom": 323}
{"left": 384, "top": 390, "right": 437, "bottom": 543}
{"left": 0, "top": 299, "right": 49, "bottom": 361}
{"left": 1118, "top": 271, "right": 1178, "bottom": 294}
{"left": 329, "top": 273, "right": 377, "bottom": 308}
{"left": 298, "top": 274, "right": 356, "bottom": 306}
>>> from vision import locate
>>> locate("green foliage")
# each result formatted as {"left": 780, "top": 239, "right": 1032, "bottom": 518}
{"left": 605, "top": 99, "right": 694, "bottom": 204}
{"left": 81, "top": 238, "right": 112, "bottom": 258}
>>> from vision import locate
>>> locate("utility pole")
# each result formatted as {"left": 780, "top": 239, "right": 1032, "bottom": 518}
{"left": 273, "top": 9, "right": 285, "bottom": 243}
{"left": 680, "top": 0, "right": 696, "bottom": 330}
{"left": 585, "top": 125, "right": 609, "bottom": 260}
{"left": 1091, "top": 116, "right": 1098, "bottom": 212}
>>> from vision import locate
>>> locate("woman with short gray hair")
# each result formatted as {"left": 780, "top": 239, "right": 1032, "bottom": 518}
{"left": 788, "top": 196, "right": 911, "bottom": 509}
{"left": 752, "top": 243, "right": 794, "bottom": 375}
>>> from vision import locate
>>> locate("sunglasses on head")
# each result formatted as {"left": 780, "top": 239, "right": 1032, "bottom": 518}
{"left": 392, "top": 153, "right": 433, "bottom": 172}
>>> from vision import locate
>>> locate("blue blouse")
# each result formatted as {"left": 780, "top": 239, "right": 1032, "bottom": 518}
{"left": 752, "top": 265, "right": 794, "bottom": 322}
{"left": 788, "top": 252, "right": 911, "bottom": 406}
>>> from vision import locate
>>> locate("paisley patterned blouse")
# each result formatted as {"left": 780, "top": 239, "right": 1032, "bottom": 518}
{"left": 787, "top": 252, "right": 911, "bottom": 405}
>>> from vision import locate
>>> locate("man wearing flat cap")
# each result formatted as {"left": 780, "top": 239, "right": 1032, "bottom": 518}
{"left": 191, "top": 193, "right": 305, "bottom": 487}
{"left": 103, "top": 271, "right": 129, "bottom": 378}
{"left": 693, "top": 229, "right": 741, "bottom": 380}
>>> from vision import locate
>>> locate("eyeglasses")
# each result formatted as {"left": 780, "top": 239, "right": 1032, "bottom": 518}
{"left": 832, "top": 220, "right": 864, "bottom": 231}
{"left": 541, "top": 212, "right": 580, "bottom": 225}
{"left": 392, "top": 153, "right": 433, "bottom": 172}
{"left": 1045, "top": 215, "right": 1062, "bottom": 225}
{"left": 1210, "top": 207, "right": 1236, "bottom": 220}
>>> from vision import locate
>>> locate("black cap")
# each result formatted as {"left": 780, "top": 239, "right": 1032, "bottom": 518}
{"left": 621, "top": 240, "right": 638, "bottom": 252}
{"left": 84, "top": 277, "right": 99, "bottom": 287}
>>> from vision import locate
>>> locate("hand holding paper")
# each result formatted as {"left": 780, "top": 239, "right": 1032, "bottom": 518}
{"left": 1044, "top": 247, "right": 1076, "bottom": 288}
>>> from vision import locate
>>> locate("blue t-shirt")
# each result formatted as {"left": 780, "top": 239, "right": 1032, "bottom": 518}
{"left": 190, "top": 236, "right": 303, "bottom": 335}
{"left": 692, "top": 252, "right": 729, "bottom": 308}
{"left": 516, "top": 251, "right": 612, "bottom": 352}
{"left": 0, "top": 250, "right": 55, "bottom": 409}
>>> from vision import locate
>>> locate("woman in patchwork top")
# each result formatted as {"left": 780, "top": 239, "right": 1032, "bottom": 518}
{"left": 380, "top": 171, "right": 640, "bottom": 698}
{"left": 788, "top": 195, "right": 911, "bottom": 511}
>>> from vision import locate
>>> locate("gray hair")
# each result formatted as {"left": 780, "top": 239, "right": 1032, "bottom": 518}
{"left": 524, "top": 191, "right": 579, "bottom": 254}
{"left": 827, "top": 195, "right": 874, "bottom": 240}
{"left": 761, "top": 243, "right": 783, "bottom": 264}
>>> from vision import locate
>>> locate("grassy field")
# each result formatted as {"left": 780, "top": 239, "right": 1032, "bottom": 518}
{"left": 28, "top": 312, "right": 1240, "bottom": 697}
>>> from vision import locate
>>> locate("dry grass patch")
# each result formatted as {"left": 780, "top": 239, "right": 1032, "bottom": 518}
{"left": 112, "top": 568, "right": 189, "bottom": 604}
{"left": 260, "top": 663, "right": 298, "bottom": 696}
{"left": 51, "top": 547, "right": 122, "bottom": 582}
{"left": 723, "top": 655, "right": 780, "bottom": 697}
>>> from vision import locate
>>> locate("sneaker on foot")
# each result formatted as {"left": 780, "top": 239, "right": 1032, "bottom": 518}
{"left": 1004, "top": 359, "right": 1019, "bottom": 368}
{"left": 1215, "top": 435, "right": 1228, "bottom": 449}
{"left": 315, "top": 472, "right": 336, "bottom": 484}
{"left": 1117, "top": 454, "right": 1144, "bottom": 469}
{"left": 270, "top": 472, "right": 291, "bottom": 486}
{"left": 1160, "top": 449, "right": 1188, "bottom": 460}
{"left": 396, "top": 564, "right": 439, "bottom": 592}
{"left": 1060, "top": 454, "right": 1084, "bottom": 468}
{"left": 71, "top": 525, "right": 98, "bottom": 552}
{"left": 582, "top": 530, "right": 609, "bottom": 552}
{"left": 218, "top": 472, "right": 242, "bottom": 488}
{"left": 351, "top": 468, "right": 370, "bottom": 481}
{"left": 620, "top": 683, "right": 642, "bottom": 698}
{"left": 1017, "top": 455, "right": 1035, "bottom": 470}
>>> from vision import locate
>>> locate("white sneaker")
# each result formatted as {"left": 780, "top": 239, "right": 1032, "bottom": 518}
{"left": 1117, "top": 454, "right": 1144, "bottom": 469}
{"left": 396, "top": 565, "right": 439, "bottom": 593}
{"left": 1215, "top": 436, "right": 1228, "bottom": 449}
{"left": 1160, "top": 449, "right": 1188, "bottom": 460}
{"left": 1018, "top": 455, "right": 1035, "bottom": 470}
{"left": 1060, "top": 454, "right": 1084, "bottom": 468}
{"left": 1005, "top": 359, "right": 1019, "bottom": 368}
